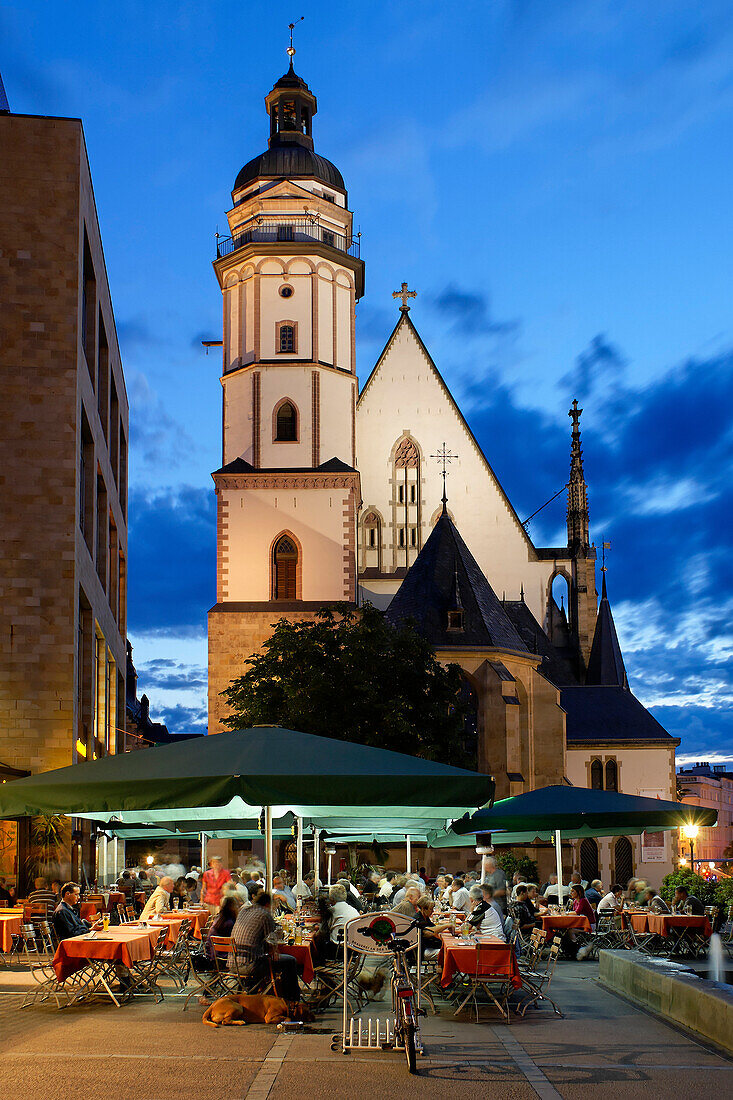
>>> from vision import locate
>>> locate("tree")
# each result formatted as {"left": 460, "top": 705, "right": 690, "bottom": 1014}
{"left": 494, "top": 851, "right": 540, "bottom": 887}
{"left": 220, "top": 604, "right": 472, "bottom": 765}
{"left": 660, "top": 867, "right": 716, "bottom": 907}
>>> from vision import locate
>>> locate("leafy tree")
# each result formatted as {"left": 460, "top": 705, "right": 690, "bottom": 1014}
{"left": 220, "top": 604, "right": 472, "bottom": 765}
{"left": 714, "top": 877, "right": 733, "bottom": 911}
{"left": 494, "top": 851, "right": 540, "bottom": 886}
{"left": 660, "top": 867, "right": 716, "bottom": 907}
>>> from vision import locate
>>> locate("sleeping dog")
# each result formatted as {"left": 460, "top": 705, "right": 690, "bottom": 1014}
{"left": 202, "top": 994, "right": 315, "bottom": 1027}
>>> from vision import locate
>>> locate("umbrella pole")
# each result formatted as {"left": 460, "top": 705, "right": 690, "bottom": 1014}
{"left": 313, "top": 827, "right": 321, "bottom": 890}
{"left": 555, "top": 829, "right": 563, "bottom": 907}
{"left": 296, "top": 815, "right": 303, "bottom": 894}
{"left": 265, "top": 807, "right": 273, "bottom": 894}
{"left": 406, "top": 834, "right": 412, "bottom": 875}
{"left": 200, "top": 832, "right": 207, "bottom": 871}
{"left": 327, "top": 851, "right": 332, "bottom": 886}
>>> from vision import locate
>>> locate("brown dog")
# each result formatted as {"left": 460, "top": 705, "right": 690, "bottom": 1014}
{"left": 202, "top": 994, "right": 315, "bottom": 1028}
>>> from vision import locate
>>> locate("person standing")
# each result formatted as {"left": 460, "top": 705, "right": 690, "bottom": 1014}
{"left": 483, "top": 857, "right": 508, "bottom": 914}
{"left": 201, "top": 856, "right": 232, "bottom": 915}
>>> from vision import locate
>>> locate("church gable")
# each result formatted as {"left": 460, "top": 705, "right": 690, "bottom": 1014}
{"left": 356, "top": 311, "right": 561, "bottom": 625}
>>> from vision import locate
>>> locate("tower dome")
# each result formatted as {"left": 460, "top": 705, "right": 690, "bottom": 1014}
{"left": 233, "top": 63, "right": 345, "bottom": 197}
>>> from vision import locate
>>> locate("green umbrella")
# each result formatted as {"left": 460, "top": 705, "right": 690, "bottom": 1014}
{"left": 448, "top": 784, "right": 717, "bottom": 896}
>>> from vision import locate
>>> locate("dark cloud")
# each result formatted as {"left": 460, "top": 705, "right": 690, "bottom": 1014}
{"left": 560, "top": 334, "right": 626, "bottom": 401}
{"left": 150, "top": 703, "right": 208, "bottom": 738}
{"left": 192, "top": 331, "right": 219, "bottom": 351}
{"left": 127, "top": 486, "right": 215, "bottom": 636}
{"left": 128, "top": 373, "right": 196, "bottom": 468}
{"left": 137, "top": 659, "right": 208, "bottom": 692}
{"left": 431, "top": 284, "right": 519, "bottom": 337}
{"left": 117, "top": 318, "right": 157, "bottom": 351}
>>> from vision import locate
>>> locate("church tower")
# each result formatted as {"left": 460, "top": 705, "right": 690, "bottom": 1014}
{"left": 208, "top": 52, "right": 364, "bottom": 734}
{"left": 565, "top": 399, "right": 597, "bottom": 676}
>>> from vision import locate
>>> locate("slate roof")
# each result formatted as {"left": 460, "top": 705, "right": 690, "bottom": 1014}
{"left": 234, "top": 146, "right": 344, "bottom": 194}
{"left": 213, "top": 456, "right": 355, "bottom": 475}
{"left": 385, "top": 513, "right": 529, "bottom": 652}
{"left": 504, "top": 600, "right": 579, "bottom": 686}
{"left": 586, "top": 575, "right": 628, "bottom": 688}
{"left": 561, "top": 686, "right": 676, "bottom": 743}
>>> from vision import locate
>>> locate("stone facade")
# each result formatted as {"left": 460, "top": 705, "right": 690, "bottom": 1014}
{"left": 0, "top": 112, "right": 128, "bottom": 884}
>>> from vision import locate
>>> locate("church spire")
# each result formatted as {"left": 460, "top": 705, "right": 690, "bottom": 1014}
{"left": 566, "top": 398, "right": 590, "bottom": 551}
{"left": 585, "top": 573, "right": 628, "bottom": 689}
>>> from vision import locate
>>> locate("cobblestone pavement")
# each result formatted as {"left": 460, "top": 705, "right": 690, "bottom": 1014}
{"left": 1, "top": 960, "right": 731, "bottom": 1099}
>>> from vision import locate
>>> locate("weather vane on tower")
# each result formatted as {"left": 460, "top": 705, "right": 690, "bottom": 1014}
{"left": 287, "top": 16, "right": 305, "bottom": 61}
{"left": 430, "top": 442, "right": 458, "bottom": 515}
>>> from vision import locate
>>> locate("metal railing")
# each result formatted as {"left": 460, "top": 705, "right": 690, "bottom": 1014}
{"left": 216, "top": 218, "right": 360, "bottom": 259}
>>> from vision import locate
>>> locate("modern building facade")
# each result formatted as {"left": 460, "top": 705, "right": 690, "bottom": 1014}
{"left": 677, "top": 762, "right": 733, "bottom": 868}
{"left": 0, "top": 106, "right": 128, "bottom": 886}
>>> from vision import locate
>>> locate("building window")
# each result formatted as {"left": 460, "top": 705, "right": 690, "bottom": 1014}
{"left": 447, "top": 609, "right": 464, "bottom": 632}
{"left": 398, "top": 527, "right": 405, "bottom": 547}
{"left": 398, "top": 484, "right": 404, "bottom": 504}
{"left": 322, "top": 229, "right": 335, "bottom": 247}
{"left": 279, "top": 284, "right": 294, "bottom": 298}
{"left": 273, "top": 535, "right": 298, "bottom": 600}
{"left": 275, "top": 401, "right": 298, "bottom": 442}
{"left": 614, "top": 836, "right": 633, "bottom": 885}
{"left": 590, "top": 759, "right": 603, "bottom": 790}
{"left": 580, "top": 837, "right": 599, "bottom": 882}
{"left": 605, "top": 758, "right": 618, "bottom": 792}
{"left": 277, "top": 322, "right": 297, "bottom": 354}
{"left": 410, "top": 526, "right": 417, "bottom": 547}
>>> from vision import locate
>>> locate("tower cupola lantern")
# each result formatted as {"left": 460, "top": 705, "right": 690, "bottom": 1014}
{"left": 265, "top": 64, "right": 317, "bottom": 151}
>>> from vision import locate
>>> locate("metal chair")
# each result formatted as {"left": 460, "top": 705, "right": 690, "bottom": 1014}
{"left": 125, "top": 927, "right": 168, "bottom": 1002}
{"left": 156, "top": 918, "right": 192, "bottom": 989}
{"left": 33, "top": 920, "right": 56, "bottom": 957}
{"left": 453, "top": 941, "right": 513, "bottom": 1023}
{"left": 515, "top": 938, "right": 563, "bottom": 1017}
{"left": 181, "top": 934, "right": 239, "bottom": 1011}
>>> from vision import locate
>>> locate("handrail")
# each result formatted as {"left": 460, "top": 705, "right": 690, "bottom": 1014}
{"left": 217, "top": 218, "right": 360, "bottom": 259}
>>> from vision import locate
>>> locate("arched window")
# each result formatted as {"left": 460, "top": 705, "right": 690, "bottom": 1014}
{"left": 275, "top": 401, "right": 297, "bottom": 442}
{"left": 363, "top": 511, "right": 380, "bottom": 549}
{"left": 580, "top": 838, "right": 599, "bottom": 883}
{"left": 278, "top": 323, "right": 296, "bottom": 353}
{"left": 273, "top": 535, "right": 298, "bottom": 600}
{"left": 590, "top": 759, "right": 603, "bottom": 790}
{"left": 614, "top": 837, "right": 633, "bottom": 886}
{"left": 605, "top": 758, "right": 618, "bottom": 792}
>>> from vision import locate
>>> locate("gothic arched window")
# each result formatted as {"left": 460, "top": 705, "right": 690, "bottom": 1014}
{"left": 273, "top": 535, "right": 298, "bottom": 600}
{"left": 614, "top": 836, "right": 633, "bottom": 886}
{"left": 580, "top": 837, "right": 599, "bottom": 883}
{"left": 275, "top": 401, "right": 297, "bottom": 442}
{"left": 363, "top": 511, "right": 380, "bottom": 549}
{"left": 590, "top": 759, "right": 603, "bottom": 790}
{"left": 605, "top": 758, "right": 618, "bottom": 792}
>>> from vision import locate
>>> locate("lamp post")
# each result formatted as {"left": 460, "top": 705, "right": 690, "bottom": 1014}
{"left": 682, "top": 824, "right": 699, "bottom": 869}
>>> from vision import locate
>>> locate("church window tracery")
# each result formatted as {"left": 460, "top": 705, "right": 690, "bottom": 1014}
{"left": 273, "top": 534, "right": 298, "bottom": 600}
{"left": 590, "top": 758, "right": 603, "bottom": 790}
{"left": 274, "top": 400, "right": 298, "bottom": 442}
{"left": 605, "top": 758, "right": 618, "bottom": 792}
{"left": 392, "top": 436, "right": 421, "bottom": 571}
{"left": 362, "top": 510, "right": 382, "bottom": 572}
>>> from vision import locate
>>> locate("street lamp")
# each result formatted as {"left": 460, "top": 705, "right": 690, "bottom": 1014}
{"left": 681, "top": 824, "right": 699, "bottom": 868}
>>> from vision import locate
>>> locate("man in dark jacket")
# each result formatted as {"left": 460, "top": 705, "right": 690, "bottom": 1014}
{"left": 52, "top": 883, "right": 100, "bottom": 940}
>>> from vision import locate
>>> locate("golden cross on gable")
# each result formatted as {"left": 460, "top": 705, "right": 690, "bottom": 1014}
{"left": 393, "top": 282, "right": 417, "bottom": 311}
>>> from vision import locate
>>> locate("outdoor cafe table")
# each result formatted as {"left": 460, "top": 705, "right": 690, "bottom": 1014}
{"left": 0, "top": 910, "right": 23, "bottom": 952}
{"left": 439, "top": 932, "right": 522, "bottom": 990}
{"left": 52, "top": 926, "right": 161, "bottom": 1006}
{"left": 540, "top": 912, "right": 592, "bottom": 940}
{"left": 147, "top": 909, "right": 208, "bottom": 945}
{"left": 647, "top": 914, "right": 712, "bottom": 938}
{"left": 278, "top": 934, "right": 317, "bottom": 985}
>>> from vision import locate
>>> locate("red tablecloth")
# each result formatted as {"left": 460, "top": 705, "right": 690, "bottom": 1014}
{"left": 627, "top": 911, "right": 650, "bottom": 932}
{"left": 79, "top": 902, "right": 101, "bottom": 921}
{"left": 540, "top": 913, "right": 592, "bottom": 940}
{"left": 647, "top": 914, "right": 711, "bottom": 937}
{"left": 52, "top": 926, "right": 160, "bottom": 981}
{"left": 439, "top": 934, "right": 522, "bottom": 990}
{"left": 148, "top": 910, "right": 207, "bottom": 944}
{"left": 279, "top": 937, "right": 316, "bottom": 985}
{"left": 0, "top": 913, "right": 23, "bottom": 952}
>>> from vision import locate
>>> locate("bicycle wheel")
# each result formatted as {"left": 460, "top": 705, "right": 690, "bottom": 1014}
{"left": 403, "top": 1018, "right": 418, "bottom": 1074}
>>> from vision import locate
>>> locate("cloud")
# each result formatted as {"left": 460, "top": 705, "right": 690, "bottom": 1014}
{"left": 149, "top": 703, "right": 209, "bottom": 738}
{"left": 127, "top": 486, "right": 215, "bottom": 637}
{"left": 560, "top": 334, "right": 626, "bottom": 402}
{"left": 431, "top": 284, "right": 519, "bottom": 338}
{"left": 117, "top": 318, "right": 157, "bottom": 352}
{"left": 191, "top": 330, "right": 219, "bottom": 351}
{"left": 127, "top": 371, "right": 197, "bottom": 469}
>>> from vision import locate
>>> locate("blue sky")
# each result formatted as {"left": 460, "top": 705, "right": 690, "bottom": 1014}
{"left": 3, "top": 1, "right": 732, "bottom": 762}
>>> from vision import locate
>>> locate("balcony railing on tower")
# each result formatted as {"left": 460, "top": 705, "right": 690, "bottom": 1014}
{"left": 216, "top": 217, "right": 360, "bottom": 260}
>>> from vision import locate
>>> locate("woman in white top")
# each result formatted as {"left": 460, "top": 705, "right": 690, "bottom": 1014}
{"left": 328, "top": 884, "right": 360, "bottom": 947}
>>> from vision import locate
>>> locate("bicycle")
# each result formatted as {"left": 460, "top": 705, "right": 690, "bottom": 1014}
{"left": 356, "top": 914, "right": 424, "bottom": 1074}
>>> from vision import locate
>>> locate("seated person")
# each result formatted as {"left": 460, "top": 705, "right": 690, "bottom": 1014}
{"left": 271, "top": 874, "right": 295, "bottom": 913}
{"left": 116, "top": 870, "right": 135, "bottom": 898}
{"left": 597, "top": 884, "right": 625, "bottom": 918}
{"left": 52, "top": 882, "right": 101, "bottom": 940}
{"left": 0, "top": 876, "right": 14, "bottom": 905}
{"left": 139, "top": 876, "right": 174, "bottom": 919}
{"left": 585, "top": 879, "right": 603, "bottom": 907}
{"left": 415, "top": 895, "right": 451, "bottom": 960}
{"left": 447, "top": 877, "right": 472, "bottom": 914}
{"left": 432, "top": 874, "right": 447, "bottom": 901}
{"left": 393, "top": 885, "right": 422, "bottom": 919}
{"left": 378, "top": 871, "right": 396, "bottom": 900}
{"left": 640, "top": 888, "right": 670, "bottom": 913}
{"left": 170, "top": 877, "right": 189, "bottom": 907}
{"left": 327, "top": 883, "right": 360, "bottom": 955}
{"left": 570, "top": 883, "right": 596, "bottom": 928}
{"left": 672, "top": 886, "right": 704, "bottom": 916}
{"left": 466, "top": 884, "right": 506, "bottom": 940}
{"left": 362, "top": 871, "right": 381, "bottom": 899}
{"left": 337, "top": 875, "right": 363, "bottom": 911}
{"left": 540, "top": 874, "right": 571, "bottom": 908}
{"left": 513, "top": 885, "right": 542, "bottom": 934}
{"left": 229, "top": 892, "right": 300, "bottom": 1001}
{"left": 185, "top": 875, "right": 202, "bottom": 906}
{"left": 203, "top": 895, "right": 241, "bottom": 968}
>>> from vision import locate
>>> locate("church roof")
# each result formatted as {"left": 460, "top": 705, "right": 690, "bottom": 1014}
{"left": 385, "top": 512, "right": 529, "bottom": 652}
{"left": 504, "top": 600, "right": 579, "bottom": 686}
{"left": 213, "top": 456, "right": 355, "bottom": 475}
{"left": 358, "top": 311, "right": 538, "bottom": 555}
{"left": 586, "top": 575, "right": 628, "bottom": 688}
{"left": 561, "top": 686, "right": 677, "bottom": 743}
{"left": 234, "top": 146, "right": 344, "bottom": 194}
